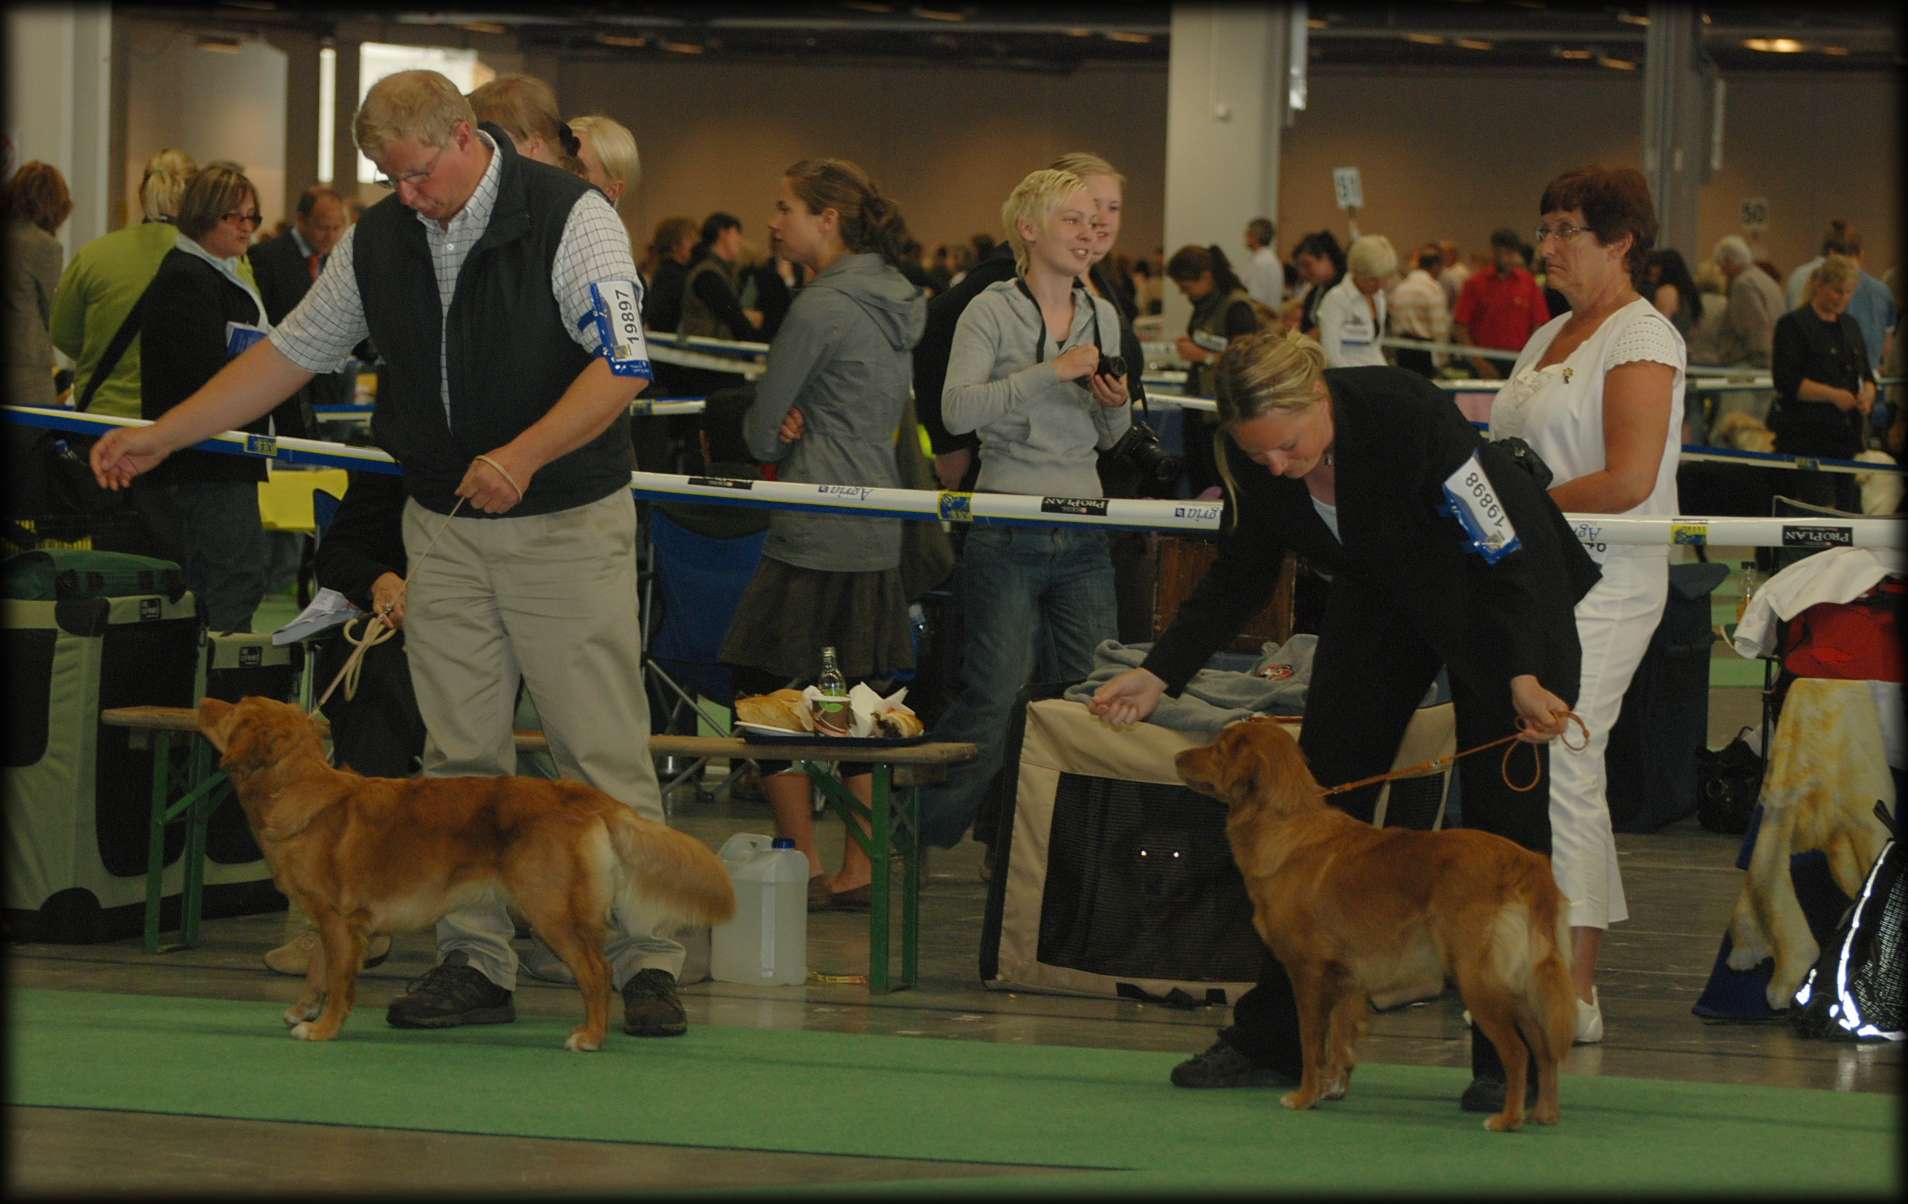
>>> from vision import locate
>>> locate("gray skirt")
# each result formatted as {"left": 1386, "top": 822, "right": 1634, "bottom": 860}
{"left": 720, "top": 557, "right": 915, "bottom": 681}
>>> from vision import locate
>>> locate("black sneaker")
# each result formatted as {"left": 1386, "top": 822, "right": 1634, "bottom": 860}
{"left": 386, "top": 951, "right": 515, "bottom": 1028}
{"left": 1459, "top": 1076, "right": 1507, "bottom": 1113}
{"left": 1169, "top": 1036, "right": 1292, "bottom": 1088}
{"left": 622, "top": 967, "right": 688, "bottom": 1037}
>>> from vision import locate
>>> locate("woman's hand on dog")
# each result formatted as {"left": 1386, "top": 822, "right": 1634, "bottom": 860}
{"left": 1509, "top": 675, "right": 1571, "bottom": 742}
{"left": 1089, "top": 667, "right": 1167, "bottom": 728}
{"left": 370, "top": 571, "right": 406, "bottom": 631}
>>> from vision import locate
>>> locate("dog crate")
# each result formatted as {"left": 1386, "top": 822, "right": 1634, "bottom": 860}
{"left": 980, "top": 693, "right": 1454, "bottom": 1005}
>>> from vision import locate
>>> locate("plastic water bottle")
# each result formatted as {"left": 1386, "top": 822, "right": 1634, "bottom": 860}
{"left": 710, "top": 833, "right": 808, "bottom": 985}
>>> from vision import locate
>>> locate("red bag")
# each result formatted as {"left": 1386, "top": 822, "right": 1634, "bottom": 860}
{"left": 1782, "top": 578, "right": 1906, "bottom": 681}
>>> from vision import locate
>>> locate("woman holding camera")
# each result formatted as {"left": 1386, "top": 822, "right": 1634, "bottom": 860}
{"left": 913, "top": 167, "right": 1132, "bottom": 850}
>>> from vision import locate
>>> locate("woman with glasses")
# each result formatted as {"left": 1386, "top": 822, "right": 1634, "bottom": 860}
{"left": 139, "top": 161, "right": 275, "bottom": 633}
{"left": 1488, "top": 165, "right": 1686, "bottom": 1048}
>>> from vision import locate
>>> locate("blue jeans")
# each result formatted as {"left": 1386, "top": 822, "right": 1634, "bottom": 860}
{"left": 917, "top": 525, "right": 1117, "bottom": 848}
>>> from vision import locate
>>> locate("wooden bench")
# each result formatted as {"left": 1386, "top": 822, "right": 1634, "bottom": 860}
{"left": 100, "top": 705, "right": 976, "bottom": 993}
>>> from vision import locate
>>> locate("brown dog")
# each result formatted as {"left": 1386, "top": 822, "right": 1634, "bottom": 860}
{"left": 1175, "top": 718, "right": 1575, "bottom": 1132}
{"left": 198, "top": 696, "right": 735, "bottom": 1052}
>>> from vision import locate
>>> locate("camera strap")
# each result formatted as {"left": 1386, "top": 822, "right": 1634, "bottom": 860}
{"left": 1013, "top": 276, "right": 1099, "bottom": 364}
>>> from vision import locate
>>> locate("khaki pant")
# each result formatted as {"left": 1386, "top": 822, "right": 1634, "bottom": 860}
{"left": 402, "top": 489, "right": 682, "bottom": 990}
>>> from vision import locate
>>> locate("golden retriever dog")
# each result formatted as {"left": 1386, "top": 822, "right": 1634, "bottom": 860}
{"left": 198, "top": 696, "right": 735, "bottom": 1052}
{"left": 1710, "top": 410, "right": 1777, "bottom": 454}
{"left": 1176, "top": 718, "right": 1575, "bottom": 1132}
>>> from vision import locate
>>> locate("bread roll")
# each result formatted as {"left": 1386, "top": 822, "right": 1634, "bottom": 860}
{"left": 875, "top": 708, "right": 924, "bottom": 738}
{"left": 735, "top": 689, "right": 813, "bottom": 732}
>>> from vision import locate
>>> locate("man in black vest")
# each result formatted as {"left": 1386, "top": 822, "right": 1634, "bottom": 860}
{"left": 89, "top": 69, "right": 693, "bottom": 1041}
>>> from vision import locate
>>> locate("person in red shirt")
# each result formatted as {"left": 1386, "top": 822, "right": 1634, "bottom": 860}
{"left": 1453, "top": 226, "right": 1551, "bottom": 378}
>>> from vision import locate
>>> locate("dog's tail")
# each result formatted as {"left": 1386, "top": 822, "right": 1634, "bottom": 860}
{"left": 1487, "top": 862, "right": 1575, "bottom": 1061}
{"left": 603, "top": 809, "right": 736, "bottom": 929}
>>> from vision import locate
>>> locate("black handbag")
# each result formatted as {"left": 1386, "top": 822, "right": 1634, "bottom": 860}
{"left": 1696, "top": 725, "right": 1765, "bottom": 835}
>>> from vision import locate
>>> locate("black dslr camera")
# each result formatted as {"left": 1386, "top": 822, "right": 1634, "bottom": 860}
{"left": 1098, "top": 420, "right": 1183, "bottom": 499}
{"left": 1073, "top": 352, "right": 1128, "bottom": 388}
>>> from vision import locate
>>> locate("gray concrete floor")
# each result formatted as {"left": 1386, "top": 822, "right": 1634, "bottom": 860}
{"left": 8, "top": 663, "right": 1902, "bottom": 1195}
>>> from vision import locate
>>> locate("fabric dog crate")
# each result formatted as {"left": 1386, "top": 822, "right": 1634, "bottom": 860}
{"left": 980, "top": 694, "right": 1455, "bottom": 1004}
{"left": 195, "top": 631, "right": 305, "bottom": 868}
{"left": 3, "top": 559, "right": 277, "bottom": 943}
{"left": 1606, "top": 561, "right": 1729, "bottom": 833}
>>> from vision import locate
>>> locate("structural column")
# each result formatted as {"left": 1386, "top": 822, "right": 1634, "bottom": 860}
{"left": 1160, "top": 3, "right": 1295, "bottom": 340}
{"left": 1642, "top": 2, "right": 1711, "bottom": 263}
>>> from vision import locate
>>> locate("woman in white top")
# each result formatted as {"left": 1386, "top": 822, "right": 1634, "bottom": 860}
{"left": 1489, "top": 166, "right": 1685, "bottom": 1045}
{"left": 1315, "top": 233, "right": 1393, "bottom": 368}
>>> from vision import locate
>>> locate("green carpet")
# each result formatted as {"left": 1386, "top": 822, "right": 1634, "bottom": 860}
{"left": 8, "top": 989, "right": 1899, "bottom": 1194}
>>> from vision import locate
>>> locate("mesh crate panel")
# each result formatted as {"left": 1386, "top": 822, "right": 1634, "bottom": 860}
{"left": 1036, "top": 771, "right": 1265, "bottom": 983}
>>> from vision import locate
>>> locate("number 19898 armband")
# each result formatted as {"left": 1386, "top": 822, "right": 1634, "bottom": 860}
{"left": 1439, "top": 452, "right": 1521, "bottom": 564}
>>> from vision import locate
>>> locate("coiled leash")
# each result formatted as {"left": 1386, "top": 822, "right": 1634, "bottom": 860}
{"left": 1311, "top": 711, "right": 1590, "bottom": 799}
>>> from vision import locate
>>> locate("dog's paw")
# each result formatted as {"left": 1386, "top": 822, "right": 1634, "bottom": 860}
{"left": 289, "top": 1021, "right": 335, "bottom": 1042}
{"left": 1321, "top": 1077, "right": 1348, "bottom": 1101}
{"left": 564, "top": 1029, "right": 604, "bottom": 1053}
{"left": 1482, "top": 1113, "right": 1523, "bottom": 1133}
{"left": 283, "top": 1001, "right": 322, "bottom": 1025}
{"left": 1532, "top": 1104, "right": 1560, "bottom": 1126}
{"left": 1725, "top": 942, "right": 1770, "bottom": 972}
{"left": 1279, "top": 1091, "right": 1317, "bottom": 1111}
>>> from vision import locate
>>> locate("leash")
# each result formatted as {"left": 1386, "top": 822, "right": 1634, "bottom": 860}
{"left": 312, "top": 495, "right": 469, "bottom": 713}
{"left": 1312, "top": 711, "right": 1590, "bottom": 799}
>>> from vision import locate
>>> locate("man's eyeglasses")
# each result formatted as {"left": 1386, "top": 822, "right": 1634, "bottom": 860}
{"left": 222, "top": 210, "right": 263, "bottom": 227}
{"left": 375, "top": 146, "right": 445, "bottom": 191}
{"left": 1534, "top": 223, "right": 1591, "bottom": 246}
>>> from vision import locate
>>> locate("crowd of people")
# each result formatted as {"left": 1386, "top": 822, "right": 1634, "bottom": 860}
{"left": 3, "top": 64, "right": 1902, "bottom": 1119}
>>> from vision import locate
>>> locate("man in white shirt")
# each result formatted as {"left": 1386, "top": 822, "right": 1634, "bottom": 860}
{"left": 1388, "top": 244, "right": 1451, "bottom": 377}
{"left": 1242, "top": 216, "right": 1284, "bottom": 308}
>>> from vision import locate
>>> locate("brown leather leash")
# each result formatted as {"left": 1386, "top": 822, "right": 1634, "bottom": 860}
{"left": 1309, "top": 711, "right": 1590, "bottom": 799}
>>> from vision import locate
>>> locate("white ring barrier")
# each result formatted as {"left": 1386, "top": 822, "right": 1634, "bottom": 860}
{"left": 8, "top": 405, "right": 1900, "bottom": 548}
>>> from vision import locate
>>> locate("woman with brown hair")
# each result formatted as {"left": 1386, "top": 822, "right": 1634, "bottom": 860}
{"left": 722, "top": 157, "right": 927, "bottom": 909}
{"left": 468, "top": 74, "right": 584, "bottom": 177}
{"left": 140, "top": 161, "right": 274, "bottom": 632}
{"left": 1168, "top": 243, "right": 1259, "bottom": 495}
{"left": 4, "top": 161, "right": 74, "bottom": 407}
{"left": 642, "top": 215, "right": 698, "bottom": 333}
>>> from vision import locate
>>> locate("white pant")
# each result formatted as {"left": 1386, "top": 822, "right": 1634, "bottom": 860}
{"left": 1549, "top": 551, "right": 1668, "bottom": 930}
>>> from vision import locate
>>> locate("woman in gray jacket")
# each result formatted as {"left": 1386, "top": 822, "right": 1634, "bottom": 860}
{"left": 914, "top": 167, "right": 1132, "bottom": 849}
{"left": 722, "top": 157, "right": 927, "bottom": 909}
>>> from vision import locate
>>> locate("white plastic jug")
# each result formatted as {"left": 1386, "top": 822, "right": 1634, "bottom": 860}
{"left": 710, "top": 833, "right": 808, "bottom": 985}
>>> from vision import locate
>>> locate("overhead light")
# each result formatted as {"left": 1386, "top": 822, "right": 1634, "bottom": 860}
{"left": 1555, "top": 47, "right": 1594, "bottom": 60}
{"left": 1306, "top": 18, "right": 1328, "bottom": 30}
{"left": 1063, "top": 28, "right": 1092, "bottom": 38}
{"left": 841, "top": 1, "right": 896, "bottom": 12}
{"left": 659, "top": 40, "right": 706, "bottom": 55}
{"left": 914, "top": 6, "right": 966, "bottom": 20}
{"left": 596, "top": 33, "right": 647, "bottom": 48}
{"left": 1822, "top": 45, "right": 1850, "bottom": 56}
{"left": 1599, "top": 55, "right": 1637, "bottom": 71}
{"left": 1404, "top": 33, "right": 1445, "bottom": 46}
{"left": 1104, "top": 31, "right": 1152, "bottom": 44}
{"left": 195, "top": 34, "right": 243, "bottom": 54}
{"left": 1455, "top": 38, "right": 1493, "bottom": 51}
{"left": 458, "top": 21, "right": 507, "bottom": 35}
{"left": 1617, "top": 11, "right": 1650, "bottom": 25}
{"left": 1743, "top": 37, "right": 1805, "bottom": 53}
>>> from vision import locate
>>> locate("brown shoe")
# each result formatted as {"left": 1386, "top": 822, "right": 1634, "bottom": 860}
{"left": 263, "top": 928, "right": 392, "bottom": 977}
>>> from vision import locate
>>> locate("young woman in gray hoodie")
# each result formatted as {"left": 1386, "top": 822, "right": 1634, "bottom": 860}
{"left": 721, "top": 157, "right": 928, "bottom": 909}
{"left": 913, "top": 167, "right": 1133, "bottom": 849}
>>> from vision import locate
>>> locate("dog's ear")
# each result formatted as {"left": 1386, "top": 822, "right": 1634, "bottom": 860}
{"left": 197, "top": 698, "right": 236, "bottom": 753}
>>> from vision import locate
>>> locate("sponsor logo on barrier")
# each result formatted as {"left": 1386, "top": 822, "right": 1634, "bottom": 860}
{"left": 685, "top": 476, "right": 755, "bottom": 490}
{"left": 1174, "top": 504, "right": 1224, "bottom": 522}
{"left": 1572, "top": 520, "right": 1607, "bottom": 554}
{"left": 1041, "top": 496, "right": 1110, "bottom": 516}
{"left": 1781, "top": 524, "right": 1853, "bottom": 548}
{"left": 244, "top": 434, "right": 278, "bottom": 457}
{"left": 239, "top": 645, "right": 262, "bottom": 668}
{"left": 1672, "top": 522, "right": 1709, "bottom": 546}
{"left": 939, "top": 491, "right": 973, "bottom": 522}
{"left": 817, "top": 484, "right": 875, "bottom": 502}
{"left": 139, "top": 598, "right": 160, "bottom": 621}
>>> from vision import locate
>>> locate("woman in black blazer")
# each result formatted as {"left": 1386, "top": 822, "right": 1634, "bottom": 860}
{"left": 140, "top": 162, "right": 274, "bottom": 633}
{"left": 1770, "top": 254, "right": 1874, "bottom": 512}
{"left": 1092, "top": 330, "right": 1599, "bottom": 1114}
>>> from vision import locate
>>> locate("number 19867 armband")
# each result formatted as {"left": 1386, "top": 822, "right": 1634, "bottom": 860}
{"left": 1439, "top": 452, "right": 1521, "bottom": 564}
{"left": 588, "top": 280, "right": 653, "bottom": 379}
